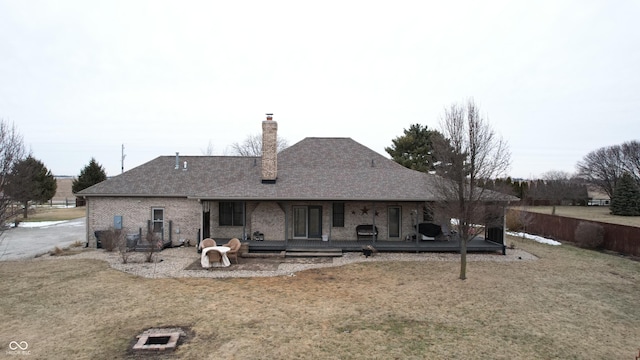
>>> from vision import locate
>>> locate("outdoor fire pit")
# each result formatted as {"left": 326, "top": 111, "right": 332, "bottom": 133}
{"left": 132, "top": 327, "right": 188, "bottom": 352}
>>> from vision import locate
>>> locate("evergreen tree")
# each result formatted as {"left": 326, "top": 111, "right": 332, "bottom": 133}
{"left": 385, "top": 124, "right": 448, "bottom": 173}
{"left": 610, "top": 172, "right": 640, "bottom": 216}
{"left": 72, "top": 158, "right": 107, "bottom": 194}
{"left": 5, "top": 155, "right": 57, "bottom": 218}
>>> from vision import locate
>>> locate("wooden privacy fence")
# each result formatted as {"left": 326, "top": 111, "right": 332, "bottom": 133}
{"left": 508, "top": 209, "right": 640, "bottom": 257}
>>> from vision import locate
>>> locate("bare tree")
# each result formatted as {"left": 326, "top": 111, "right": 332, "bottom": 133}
{"left": 577, "top": 140, "right": 640, "bottom": 198}
{"left": 621, "top": 140, "right": 640, "bottom": 182}
{"left": 201, "top": 139, "right": 215, "bottom": 156}
{"left": 509, "top": 205, "right": 535, "bottom": 237}
{"left": 432, "top": 99, "right": 511, "bottom": 280}
{"left": 577, "top": 145, "right": 625, "bottom": 198}
{"left": 537, "top": 170, "right": 574, "bottom": 215}
{"left": 228, "top": 134, "right": 289, "bottom": 156}
{"left": 0, "top": 120, "right": 26, "bottom": 229}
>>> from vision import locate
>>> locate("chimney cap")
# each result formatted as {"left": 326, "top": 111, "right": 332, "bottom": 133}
{"left": 266, "top": 113, "right": 273, "bottom": 120}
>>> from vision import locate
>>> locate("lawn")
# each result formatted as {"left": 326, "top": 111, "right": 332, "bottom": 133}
{"left": 11, "top": 206, "right": 86, "bottom": 223}
{"left": 1, "top": 237, "right": 638, "bottom": 359}
{"left": 521, "top": 205, "right": 640, "bottom": 227}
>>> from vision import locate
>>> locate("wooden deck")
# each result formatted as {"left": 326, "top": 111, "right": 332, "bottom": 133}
{"left": 245, "top": 237, "right": 506, "bottom": 255}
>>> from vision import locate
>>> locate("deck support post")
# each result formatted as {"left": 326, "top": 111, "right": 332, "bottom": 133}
{"left": 372, "top": 202, "right": 376, "bottom": 244}
{"left": 242, "top": 201, "right": 247, "bottom": 241}
{"left": 415, "top": 203, "right": 420, "bottom": 246}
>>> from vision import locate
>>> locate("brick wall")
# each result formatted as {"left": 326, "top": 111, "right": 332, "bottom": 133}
{"left": 261, "top": 118, "right": 278, "bottom": 181}
{"left": 205, "top": 200, "right": 423, "bottom": 241}
{"left": 88, "top": 198, "right": 426, "bottom": 246}
{"left": 86, "top": 197, "right": 201, "bottom": 247}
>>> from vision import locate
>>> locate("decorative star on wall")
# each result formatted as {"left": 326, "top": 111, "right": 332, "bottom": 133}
{"left": 360, "top": 206, "right": 369, "bottom": 215}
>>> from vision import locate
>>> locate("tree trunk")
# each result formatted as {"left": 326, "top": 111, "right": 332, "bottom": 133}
{"left": 22, "top": 201, "right": 28, "bottom": 219}
{"left": 459, "top": 236, "right": 467, "bottom": 280}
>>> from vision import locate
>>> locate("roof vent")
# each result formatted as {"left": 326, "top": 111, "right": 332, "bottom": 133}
{"left": 183, "top": 161, "right": 188, "bottom": 171}
{"left": 175, "top": 152, "right": 180, "bottom": 170}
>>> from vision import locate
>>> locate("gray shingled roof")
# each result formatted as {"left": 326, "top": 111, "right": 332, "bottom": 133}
{"left": 78, "top": 137, "right": 511, "bottom": 202}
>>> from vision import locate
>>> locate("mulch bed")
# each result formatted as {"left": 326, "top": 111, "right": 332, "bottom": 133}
{"left": 185, "top": 255, "right": 333, "bottom": 271}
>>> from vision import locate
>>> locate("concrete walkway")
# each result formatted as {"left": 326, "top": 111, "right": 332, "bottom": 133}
{"left": 0, "top": 218, "right": 86, "bottom": 261}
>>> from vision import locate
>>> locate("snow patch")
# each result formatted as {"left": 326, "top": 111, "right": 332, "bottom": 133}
{"left": 17, "top": 220, "right": 68, "bottom": 228}
{"left": 507, "top": 231, "right": 561, "bottom": 246}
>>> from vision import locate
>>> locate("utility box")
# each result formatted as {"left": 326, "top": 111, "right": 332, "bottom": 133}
{"left": 114, "top": 215, "right": 123, "bottom": 230}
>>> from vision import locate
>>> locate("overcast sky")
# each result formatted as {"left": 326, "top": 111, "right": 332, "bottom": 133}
{"left": 1, "top": 1, "right": 638, "bottom": 179}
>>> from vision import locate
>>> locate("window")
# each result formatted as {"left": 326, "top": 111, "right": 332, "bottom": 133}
{"left": 152, "top": 208, "right": 164, "bottom": 233}
{"left": 219, "top": 202, "right": 244, "bottom": 226}
{"left": 332, "top": 202, "right": 345, "bottom": 227}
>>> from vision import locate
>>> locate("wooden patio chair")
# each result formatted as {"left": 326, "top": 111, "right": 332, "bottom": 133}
{"left": 199, "top": 238, "right": 217, "bottom": 250}
{"left": 199, "top": 238, "right": 221, "bottom": 266}
{"left": 223, "top": 238, "right": 242, "bottom": 264}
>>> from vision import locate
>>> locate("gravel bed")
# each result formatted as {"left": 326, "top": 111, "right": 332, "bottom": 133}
{"left": 45, "top": 246, "right": 538, "bottom": 279}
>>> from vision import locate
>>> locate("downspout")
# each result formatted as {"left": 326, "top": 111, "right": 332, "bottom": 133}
{"left": 502, "top": 204, "right": 507, "bottom": 255}
{"left": 84, "top": 197, "right": 90, "bottom": 247}
{"left": 199, "top": 200, "right": 204, "bottom": 247}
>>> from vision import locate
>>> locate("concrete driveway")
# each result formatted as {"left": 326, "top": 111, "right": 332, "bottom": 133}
{"left": 0, "top": 218, "right": 86, "bottom": 261}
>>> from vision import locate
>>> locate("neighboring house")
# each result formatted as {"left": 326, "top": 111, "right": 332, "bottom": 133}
{"left": 587, "top": 186, "right": 611, "bottom": 206}
{"left": 77, "top": 115, "right": 513, "bottom": 252}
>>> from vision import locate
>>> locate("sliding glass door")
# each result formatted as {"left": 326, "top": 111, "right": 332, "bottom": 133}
{"left": 293, "top": 206, "right": 323, "bottom": 239}
{"left": 388, "top": 206, "right": 401, "bottom": 238}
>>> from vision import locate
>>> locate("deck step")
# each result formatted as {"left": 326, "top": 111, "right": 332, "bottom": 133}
{"left": 286, "top": 248, "right": 342, "bottom": 253}
{"left": 241, "top": 251, "right": 286, "bottom": 258}
{"left": 285, "top": 251, "right": 343, "bottom": 257}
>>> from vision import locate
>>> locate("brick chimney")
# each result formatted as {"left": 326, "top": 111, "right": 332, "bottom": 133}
{"left": 261, "top": 113, "right": 277, "bottom": 183}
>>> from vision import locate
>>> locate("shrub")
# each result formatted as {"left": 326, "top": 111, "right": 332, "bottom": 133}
{"left": 574, "top": 221, "right": 605, "bottom": 249}
{"left": 144, "top": 231, "right": 162, "bottom": 263}
{"left": 100, "top": 228, "right": 124, "bottom": 252}
{"left": 71, "top": 240, "right": 84, "bottom": 248}
{"left": 505, "top": 211, "right": 521, "bottom": 231}
{"left": 506, "top": 209, "right": 534, "bottom": 232}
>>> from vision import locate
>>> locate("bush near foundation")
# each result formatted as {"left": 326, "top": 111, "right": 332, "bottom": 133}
{"left": 100, "top": 228, "right": 124, "bottom": 252}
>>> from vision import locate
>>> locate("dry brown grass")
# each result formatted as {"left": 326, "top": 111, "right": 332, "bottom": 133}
{"left": 1, "top": 237, "right": 639, "bottom": 359}
{"left": 520, "top": 206, "right": 640, "bottom": 227}
{"left": 14, "top": 206, "right": 86, "bottom": 222}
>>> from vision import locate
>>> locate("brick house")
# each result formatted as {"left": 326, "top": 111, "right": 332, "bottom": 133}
{"left": 77, "top": 115, "right": 511, "bottom": 252}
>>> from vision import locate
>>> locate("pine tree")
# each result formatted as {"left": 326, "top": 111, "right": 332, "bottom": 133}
{"left": 610, "top": 172, "right": 640, "bottom": 216}
{"left": 5, "top": 155, "right": 57, "bottom": 218}
{"left": 72, "top": 158, "right": 107, "bottom": 194}
{"left": 385, "top": 124, "right": 448, "bottom": 173}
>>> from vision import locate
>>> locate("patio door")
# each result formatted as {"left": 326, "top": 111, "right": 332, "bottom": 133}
{"left": 293, "top": 206, "right": 322, "bottom": 239}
